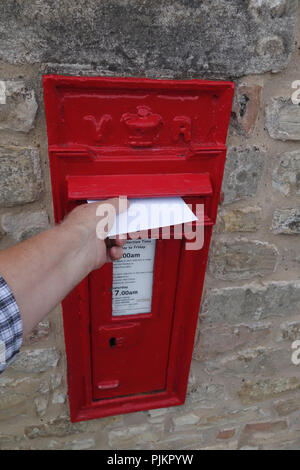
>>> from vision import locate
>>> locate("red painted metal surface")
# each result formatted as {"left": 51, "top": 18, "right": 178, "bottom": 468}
{"left": 67, "top": 173, "right": 213, "bottom": 199}
{"left": 43, "top": 75, "right": 234, "bottom": 422}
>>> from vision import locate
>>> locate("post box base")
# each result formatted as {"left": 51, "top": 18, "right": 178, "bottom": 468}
{"left": 71, "top": 392, "right": 184, "bottom": 423}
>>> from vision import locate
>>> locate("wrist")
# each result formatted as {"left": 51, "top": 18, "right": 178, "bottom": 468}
{"left": 57, "top": 221, "right": 96, "bottom": 278}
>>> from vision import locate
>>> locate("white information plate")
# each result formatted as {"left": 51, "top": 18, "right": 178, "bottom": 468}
{"left": 112, "top": 239, "right": 156, "bottom": 316}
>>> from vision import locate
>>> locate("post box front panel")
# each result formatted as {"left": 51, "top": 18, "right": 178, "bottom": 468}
{"left": 43, "top": 75, "right": 234, "bottom": 422}
{"left": 91, "top": 238, "right": 181, "bottom": 400}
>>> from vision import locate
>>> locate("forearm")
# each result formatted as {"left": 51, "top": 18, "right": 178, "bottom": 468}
{"left": 0, "top": 222, "right": 93, "bottom": 336}
{"left": 0, "top": 199, "right": 127, "bottom": 340}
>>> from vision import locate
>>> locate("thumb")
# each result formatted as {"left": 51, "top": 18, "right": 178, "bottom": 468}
{"left": 104, "top": 197, "right": 130, "bottom": 215}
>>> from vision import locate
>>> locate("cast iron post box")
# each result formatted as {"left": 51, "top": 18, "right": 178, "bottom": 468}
{"left": 43, "top": 75, "right": 234, "bottom": 422}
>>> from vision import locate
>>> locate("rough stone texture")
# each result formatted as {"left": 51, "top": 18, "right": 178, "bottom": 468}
{"left": 0, "top": 376, "right": 48, "bottom": 421}
{"left": 0, "top": 146, "right": 43, "bottom": 207}
{"left": 279, "top": 320, "right": 300, "bottom": 342}
{"left": 24, "top": 415, "right": 88, "bottom": 439}
{"left": 272, "top": 150, "right": 300, "bottom": 197}
{"left": 108, "top": 424, "right": 162, "bottom": 449}
{"left": 217, "top": 429, "right": 236, "bottom": 440}
{"left": 197, "top": 440, "right": 239, "bottom": 451}
{"left": 162, "top": 405, "right": 263, "bottom": 441}
{"left": 244, "top": 420, "right": 288, "bottom": 434}
{"left": 34, "top": 397, "right": 48, "bottom": 417}
{"left": 204, "top": 346, "right": 291, "bottom": 377}
{"left": 143, "top": 432, "right": 205, "bottom": 451}
{"left": 146, "top": 407, "right": 170, "bottom": 425}
{"left": 264, "top": 436, "right": 300, "bottom": 450}
{"left": 0, "top": 434, "right": 22, "bottom": 450}
{"left": 271, "top": 208, "right": 300, "bottom": 234}
{"left": 273, "top": 396, "right": 300, "bottom": 415}
{"left": 186, "top": 382, "right": 226, "bottom": 406}
{"left": 58, "top": 438, "right": 95, "bottom": 450}
{"left": 216, "top": 206, "right": 262, "bottom": 233}
{"left": 238, "top": 377, "right": 300, "bottom": 405}
{"left": 0, "top": 0, "right": 298, "bottom": 78}
{"left": 0, "top": 81, "right": 37, "bottom": 133}
{"left": 46, "top": 438, "right": 95, "bottom": 450}
{"left": 22, "top": 321, "right": 51, "bottom": 346}
{"left": 52, "top": 391, "right": 66, "bottom": 405}
{"left": 194, "top": 322, "right": 272, "bottom": 361}
{"left": 201, "top": 281, "right": 300, "bottom": 323}
{"left": 0, "top": 375, "right": 44, "bottom": 394}
{"left": 50, "top": 374, "right": 63, "bottom": 391}
{"left": 266, "top": 97, "right": 300, "bottom": 141}
{"left": 11, "top": 348, "right": 60, "bottom": 373}
{"left": 1, "top": 210, "right": 49, "bottom": 242}
{"left": 231, "top": 83, "right": 262, "bottom": 136}
{"left": 172, "top": 413, "right": 200, "bottom": 431}
{"left": 239, "top": 420, "right": 289, "bottom": 447}
{"left": 209, "top": 239, "right": 278, "bottom": 280}
{"left": 222, "top": 147, "right": 265, "bottom": 204}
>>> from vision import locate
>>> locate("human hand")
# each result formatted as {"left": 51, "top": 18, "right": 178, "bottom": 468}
{"left": 61, "top": 198, "right": 129, "bottom": 272}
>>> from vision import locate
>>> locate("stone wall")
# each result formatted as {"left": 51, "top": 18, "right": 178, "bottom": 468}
{"left": 0, "top": 0, "right": 299, "bottom": 450}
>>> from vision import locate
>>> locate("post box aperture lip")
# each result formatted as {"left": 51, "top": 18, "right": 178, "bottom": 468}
{"left": 43, "top": 75, "right": 234, "bottom": 422}
{"left": 67, "top": 173, "right": 213, "bottom": 200}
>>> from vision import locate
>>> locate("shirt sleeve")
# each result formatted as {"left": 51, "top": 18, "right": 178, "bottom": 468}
{"left": 0, "top": 277, "right": 23, "bottom": 374}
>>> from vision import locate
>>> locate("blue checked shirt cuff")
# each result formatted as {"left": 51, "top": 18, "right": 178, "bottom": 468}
{"left": 0, "top": 276, "right": 23, "bottom": 374}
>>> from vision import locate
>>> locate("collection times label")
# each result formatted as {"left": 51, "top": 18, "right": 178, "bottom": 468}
{"left": 112, "top": 239, "right": 156, "bottom": 316}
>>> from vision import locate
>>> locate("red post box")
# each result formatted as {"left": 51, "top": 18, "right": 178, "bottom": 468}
{"left": 43, "top": 75, "right": 234, "bottom": 422}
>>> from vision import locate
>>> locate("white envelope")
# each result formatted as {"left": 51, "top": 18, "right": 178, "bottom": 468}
{"left": 88, "top": 197, "right": 197, "bottom": 237}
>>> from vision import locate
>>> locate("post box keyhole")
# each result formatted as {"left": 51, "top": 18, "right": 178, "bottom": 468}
{"left": 109, "top": 337, "right": 117, "bottom": 348}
